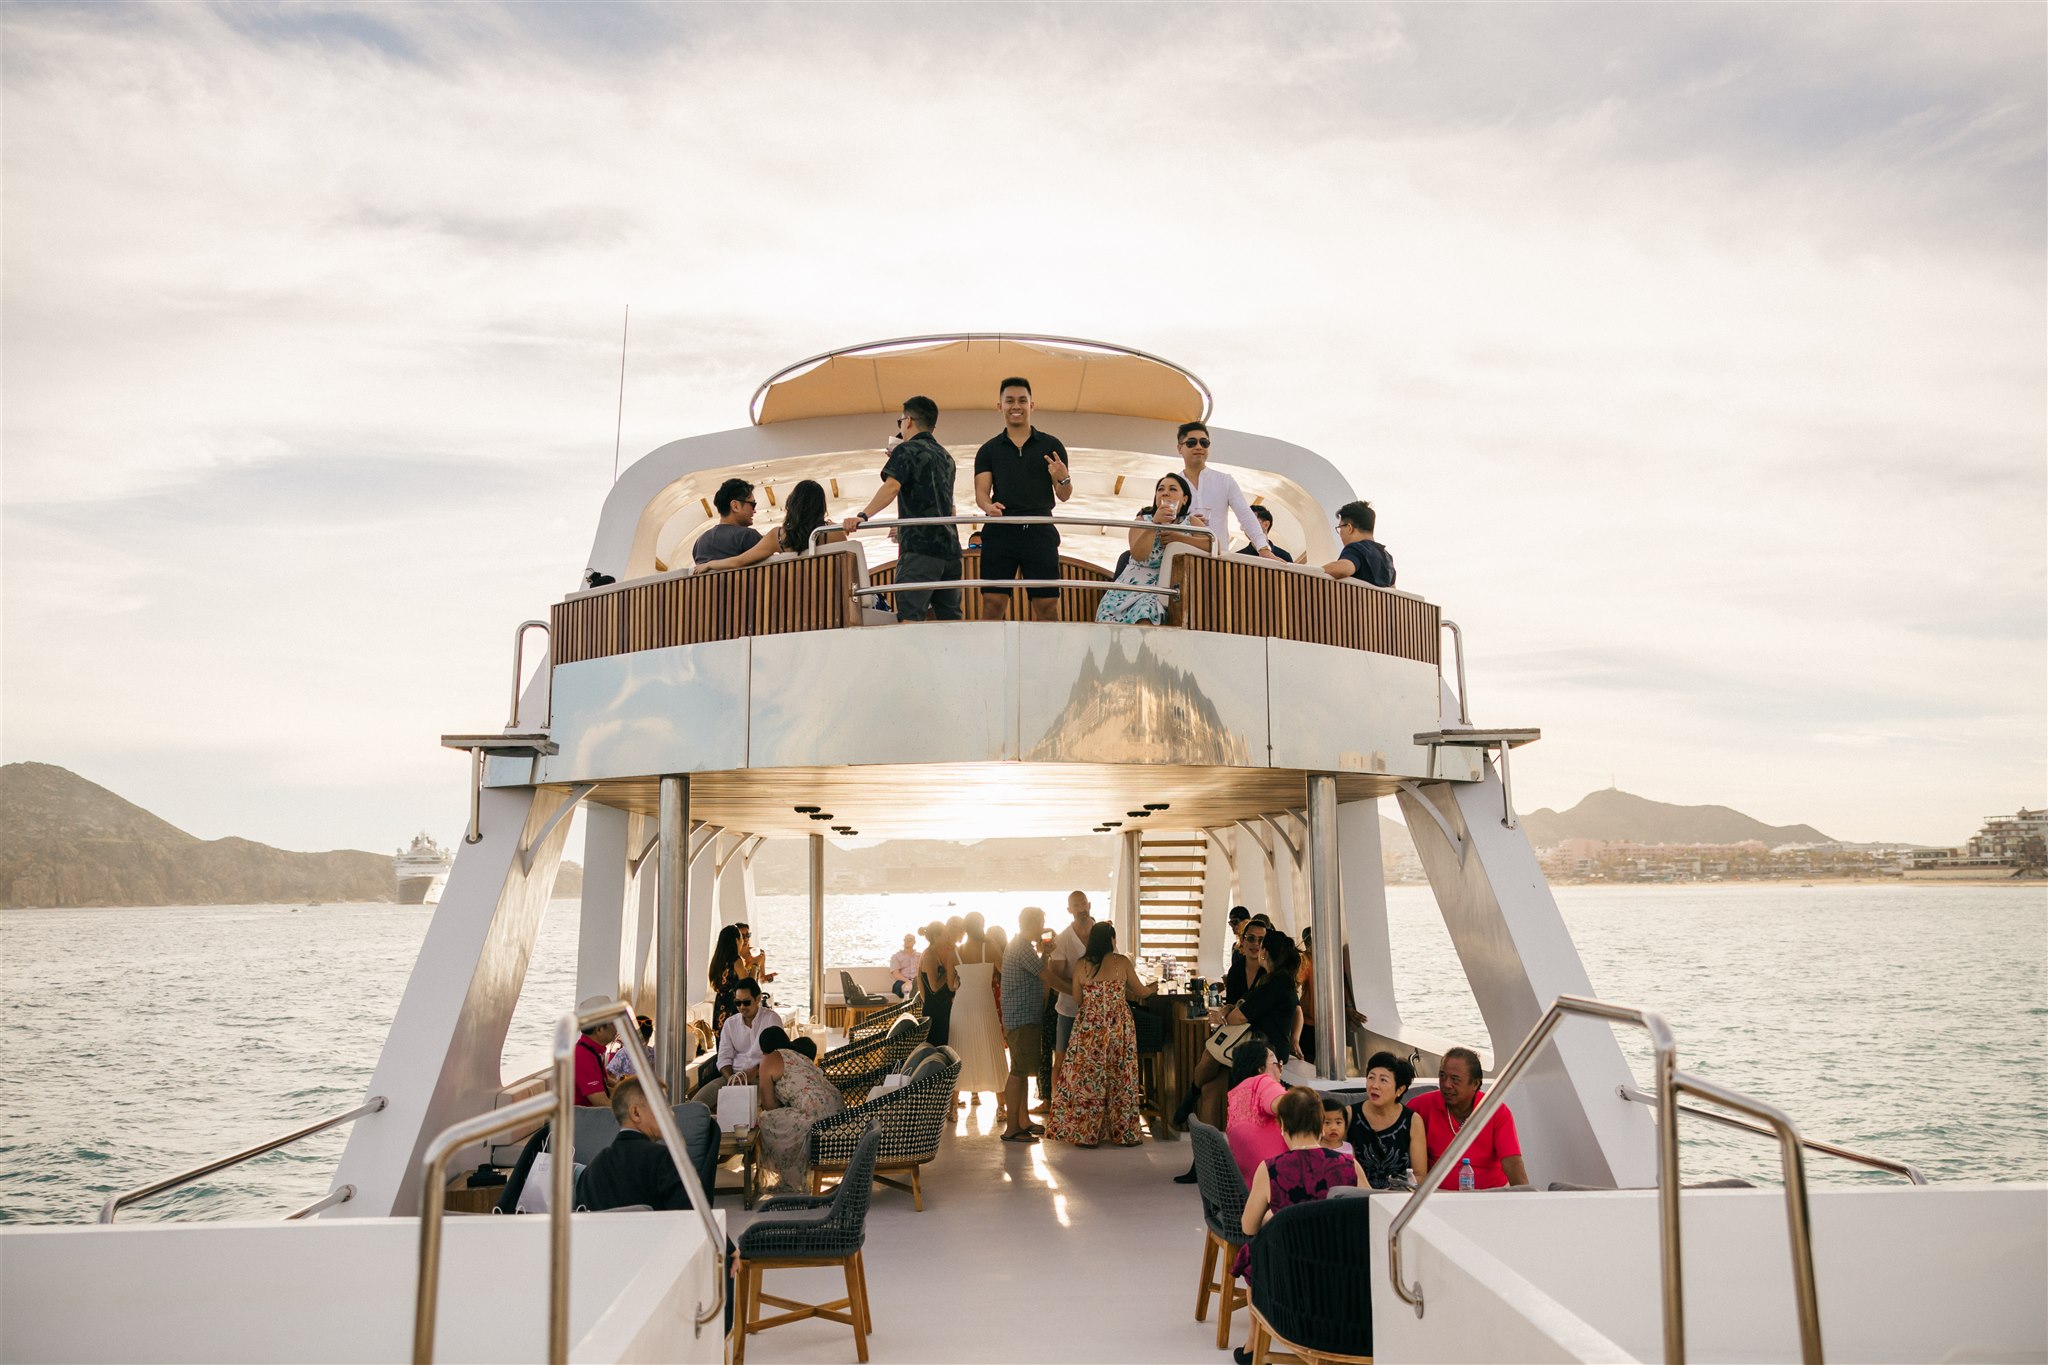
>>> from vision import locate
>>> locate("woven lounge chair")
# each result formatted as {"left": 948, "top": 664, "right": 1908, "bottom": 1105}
{"left": 1189, "top": 1115, "right": 1252, "bottom": 1349}
{"left": 1244, "top": 1196, "right": 1374, "bottom": 1364}
{"left": 732, "top": 1120, "right": 883, "bottom": 1365}
{"left": 807, "top": 1049, "right": 960, "bottom": 1211}
{"left": 847, "top": 992, "right": 917, "bottom": 1044}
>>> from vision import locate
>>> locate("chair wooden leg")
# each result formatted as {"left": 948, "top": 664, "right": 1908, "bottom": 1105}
{"left": 1196, "top": 1230, "right": 1219, "bottom": 1322}
{"left": 1250, "top": 1315, "right": 1271, "bottom": 1365}
{"left": 843, "top": 1259, "right": 869, "bottom": 1362}
{"left": 1215, "top": 1251, "right": 1236, "bottom": 1350}
{"left": 910, "top": 1163, "right": 924, "bottom": 1212}
{"left": 730, "top": 1260, "right": 752, "bottom": 1365}
{"left": 854, "top": 1250, "right": 873, "bottom": 1335}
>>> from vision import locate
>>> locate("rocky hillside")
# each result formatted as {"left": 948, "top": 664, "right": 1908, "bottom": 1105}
{"left": 1, "top": 762, "right": 395, "bottom": 908}
{"left": 1521, "top": 788, "right": 1831, "bottom": 848}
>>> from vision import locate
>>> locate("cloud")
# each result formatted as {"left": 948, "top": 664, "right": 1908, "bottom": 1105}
{"left": 1, "top": 1, "right": 2041, "bottom": 851}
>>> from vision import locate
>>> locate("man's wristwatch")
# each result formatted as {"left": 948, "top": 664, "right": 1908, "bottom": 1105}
{"left": 1056, "top": 477, "right": 1072, "bottom": 486}
{"left": 855, "top": 511, "right": 870, "bottom": 523}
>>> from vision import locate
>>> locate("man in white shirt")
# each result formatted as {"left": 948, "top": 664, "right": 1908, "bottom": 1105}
{"left": 696, "top": 978, "right": 782, "bottom": 1105}
{"left": 1177, "top": 422, "right": 1276, "bottom": 559}
{"left": 1045, "top": 891, "right": 1095, "bottom": 1094}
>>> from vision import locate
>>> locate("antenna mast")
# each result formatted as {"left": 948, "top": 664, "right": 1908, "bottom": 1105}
{"left": 611, "top": 305, "right": 630, "bottom": 482}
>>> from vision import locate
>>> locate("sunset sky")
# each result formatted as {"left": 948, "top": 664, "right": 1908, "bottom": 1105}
{"left": 3, "top": 3, "right": 2042, "bottom": 853}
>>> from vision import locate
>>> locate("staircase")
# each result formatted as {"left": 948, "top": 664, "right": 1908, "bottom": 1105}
{"left": 1135, "top": 834, "right": 1208, "bottom": 972}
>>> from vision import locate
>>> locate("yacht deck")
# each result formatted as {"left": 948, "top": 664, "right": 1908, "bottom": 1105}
{"left": 723, "top": 1101, "right": 1282, "bottom": 1364}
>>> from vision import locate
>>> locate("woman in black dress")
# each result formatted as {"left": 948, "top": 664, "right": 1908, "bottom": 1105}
{"left": 1347, "top": 1050, "right": 1430, "bottom": 1189}
{"left": 707, "top": 925, "right": 744, "bottom": 1033}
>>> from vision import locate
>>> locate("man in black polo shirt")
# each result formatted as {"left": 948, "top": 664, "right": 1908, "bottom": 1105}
{"left": 842, "top": 395, "right": 962, "bottom": 621}
{"left": 575, "top": 1077, "right": 693, "bottom": 1211}
{"left": 973, "top": 376, "right": 1072, "bottom": 621}
{"left": 1321, "top": 500, "right": 1396, "bottom": 587}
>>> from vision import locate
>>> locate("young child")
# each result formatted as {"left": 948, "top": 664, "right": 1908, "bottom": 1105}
{"left": 1318, "top": 1095, "right": 1355, "bottom": 1157}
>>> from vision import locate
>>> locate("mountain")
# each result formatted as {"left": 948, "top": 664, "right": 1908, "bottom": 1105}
{"left": 1520, "top": 788, "right": 1831, "bottom": 849}
{"left": 0, "top": 762, "right": 395, "bottom": 909}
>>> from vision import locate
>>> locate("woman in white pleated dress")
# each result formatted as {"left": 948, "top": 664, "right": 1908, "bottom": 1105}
{"left": 948, "top": 912, "right": 1010, "bottom": 1105}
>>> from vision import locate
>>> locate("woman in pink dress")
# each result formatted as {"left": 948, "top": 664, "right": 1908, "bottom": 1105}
{"left": 1046, "top": 923, "right": 1156, "bottom": 1147}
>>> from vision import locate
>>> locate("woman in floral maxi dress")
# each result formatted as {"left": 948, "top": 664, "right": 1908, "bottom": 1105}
{"left": 1047, "top": 922, "right": 1157, "bottom": 1147}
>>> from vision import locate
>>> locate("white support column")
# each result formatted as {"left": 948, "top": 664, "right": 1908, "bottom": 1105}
{"left": 1306, "top": 775, "right": 1344, "bottom": 1080}
{"left": 657, "top": 776, "right": 690, "bottom": 1104}
{"left": 1199, "top": 829, "right": 1233, "bottom": 976}
{"left": 576, "top": 803, "right": 631, "bottom": 1004}
{"left": 1397, "top": 770, "right": 1657, "bottom": 1189}
{"left": 808, "top": 834, "right": 826, "bottom": 1025}
{"left": 1337, "top": 796, "right": 1401, "bottom": 1037}
{"left": 329, "top": 784, "right": 576, "bottom": 1216}
{"left": 1115, "top": 830, "right": 1141, "bottom": 953}
{"left": 628, "top": 845, "right": 656, "bottom": 1012}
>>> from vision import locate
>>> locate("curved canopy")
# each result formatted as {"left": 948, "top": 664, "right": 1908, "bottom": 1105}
{"left": 750, "top": 334, "right": 1212, "bottom": 426}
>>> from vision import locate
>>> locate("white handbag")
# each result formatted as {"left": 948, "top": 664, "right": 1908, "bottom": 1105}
{"left": 716, "top": 1083, "right": 759, "bottom": 1132}
{"left": 517, "top": 1152, "right": 586, "bottom": 1214}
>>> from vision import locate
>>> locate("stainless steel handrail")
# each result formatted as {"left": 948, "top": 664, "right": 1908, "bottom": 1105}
{"left": 413, "top": 1000, "right": 723, "bottom": 1364}
{"left": 509, "top": 620, "right": 552, "bottom": 729}
{"left": 1385, "top": 994, "right": 1826, "bottom": 1364}
{"left": 812, "top": 513, "right": 1220, "bottom": 549}
{"left": 1619, "top": 1084, "right": 1929, "bottom": 1185}
{"left": 852, "top": 578, "right": 1175, "bottom": 600}
{"left": 99, "top": 1096, "right": 387, "bottom": 1223}
{"left": 1440, "top": 619, "right": 1470, "bottom": 726}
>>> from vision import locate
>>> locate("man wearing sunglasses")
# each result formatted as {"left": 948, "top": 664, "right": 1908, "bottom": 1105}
{"left": 1176, "top": 422, "right": 1276, "bottom": 559}
{"left": 692, "top": 477, "right": 763, "bottom": 564}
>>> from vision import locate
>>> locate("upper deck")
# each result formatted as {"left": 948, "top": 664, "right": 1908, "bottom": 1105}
{"left": 483, "top": 337, "right": 1483, "bottom": 837}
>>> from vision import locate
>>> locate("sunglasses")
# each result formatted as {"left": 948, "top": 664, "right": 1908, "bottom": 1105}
{"left": 1182, "top": 437, "right": 1210, "bottom": 448}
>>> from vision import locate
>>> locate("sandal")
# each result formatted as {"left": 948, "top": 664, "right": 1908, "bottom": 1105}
{"left": 1000, "top": 1129, "right": 1040, "bottom": 1143}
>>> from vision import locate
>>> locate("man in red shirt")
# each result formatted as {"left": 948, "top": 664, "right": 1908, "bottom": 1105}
{"left": 1409, "top": 1046, "right": 1529, "bottom": 1190}
{"left": 573, "top": 995, "right": 621, "bottom": 1107}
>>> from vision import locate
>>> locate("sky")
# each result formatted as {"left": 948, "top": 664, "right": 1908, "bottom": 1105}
{"left": 3, "top": 2, "right": 2043, "bottom": 854}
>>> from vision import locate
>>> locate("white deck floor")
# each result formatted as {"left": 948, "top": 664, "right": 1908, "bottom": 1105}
{"left": 724, "top": 1096, "right": 1239, "bottom": 1364}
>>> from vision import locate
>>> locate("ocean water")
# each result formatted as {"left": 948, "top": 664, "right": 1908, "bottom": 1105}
{"left": 1, "top": 883, "right": 2041, "bottom": 1224}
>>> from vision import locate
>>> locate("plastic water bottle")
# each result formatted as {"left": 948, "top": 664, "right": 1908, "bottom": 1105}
{"left": 1457, "top": 1158, "right": 1475, "bottom": 1192}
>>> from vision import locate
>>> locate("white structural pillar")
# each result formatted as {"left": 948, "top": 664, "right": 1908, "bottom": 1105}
{"left": 1114, "top": 830, "right": 1141, "bottom": 953}
{"left": 657, "top": 776, "right": 690, "bottom": 1103}
{"left": 576, "top": 803, "right": 632, "bottom": 1004}
{"left": 1336, "top": 796, "right": 1401, "bottom": 1036}
{"left": 1199, "top": 828, "right": 1234, "bottom": 976}
{"left": 808, "top": 834, "right": 825, "bottom": 1024}
{"left": 328, "top": 784, "right": 576, "bottom": 1216}
{"left": 1397, "top": 764, "right": 1657, "bottom": 1189}
{"left": 1305, "top": 775, "right": 1344, "bottom": 1080}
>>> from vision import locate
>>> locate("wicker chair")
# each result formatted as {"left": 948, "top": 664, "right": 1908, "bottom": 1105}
{"left": 732, "top": 1120, "right": 883, "bottom": 1365}
{"left": 839, "top": 970, "right": 889, "bottom": 1009}
{"left": 1244, "top": 1196, "right": 1374, "bottom": 1364}
{"left": 848, "top": 993, "right": 917, "bottom": 1044}
{"left": 807, "top": 1050, "right": 960, "bottom": 1211}
{"left": 821, "top": 1017, "right": 931, "bottom": 1104}
{"left": 1189, "top": 1116, "right": 1253, "bottom": 1349}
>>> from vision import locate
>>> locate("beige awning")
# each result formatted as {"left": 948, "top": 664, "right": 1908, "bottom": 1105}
{"left": 751, "top": 334, "right": 1211, "bottom": 425}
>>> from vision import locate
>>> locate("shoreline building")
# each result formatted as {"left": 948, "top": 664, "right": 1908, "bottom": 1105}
{"left": 1904, "top": 807, "right": 2046, "bottom": 880}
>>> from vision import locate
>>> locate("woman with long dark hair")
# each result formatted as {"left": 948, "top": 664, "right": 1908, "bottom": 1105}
{"left": 708, "top": 924, "right": 744, "bottom": 1032}
{"left": 1046, "top": 921, "right": 1155, "bottom": 1147}
{"left": 1095, "top": 472, "right": 1207, "bottom": 625}
{"left": 699, "top": 478, "right": 841, "bottom": 570}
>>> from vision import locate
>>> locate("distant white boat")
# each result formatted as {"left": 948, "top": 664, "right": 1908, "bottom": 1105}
{"left": 392, "top": 832, "right": 453, "bottom": 906}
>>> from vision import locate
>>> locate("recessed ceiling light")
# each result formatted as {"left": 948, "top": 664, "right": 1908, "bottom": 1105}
{"left": 794, "top": 805, "right": 821, "bottom": 814}
{"left": 1144, "top": 802, "right": 1170, "bottom": 811}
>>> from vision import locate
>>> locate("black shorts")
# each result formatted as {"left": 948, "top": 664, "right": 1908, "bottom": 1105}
{"left": 978, "top": 523, "right": 1062, "bottom": 599}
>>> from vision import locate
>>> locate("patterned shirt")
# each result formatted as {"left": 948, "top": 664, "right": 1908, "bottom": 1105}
{"left": 880, "top": 432, "right": 960, "bottom": 558}
{"left": 1000, "top": 937, "right": 1049, "bottom": 1030}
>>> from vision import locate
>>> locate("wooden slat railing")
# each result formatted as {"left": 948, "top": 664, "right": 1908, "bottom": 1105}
{"left": 1166, "top": 552, "right": 1439, "bottom": 664}
{"left": 551, "top": 552, "right": 857, "bottom": 664}
{"left": 869, "top": 552, "right": 1113, "bottom": 623}
{"left": 552, "top": 549, "right": 1437, "bottom": 667}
